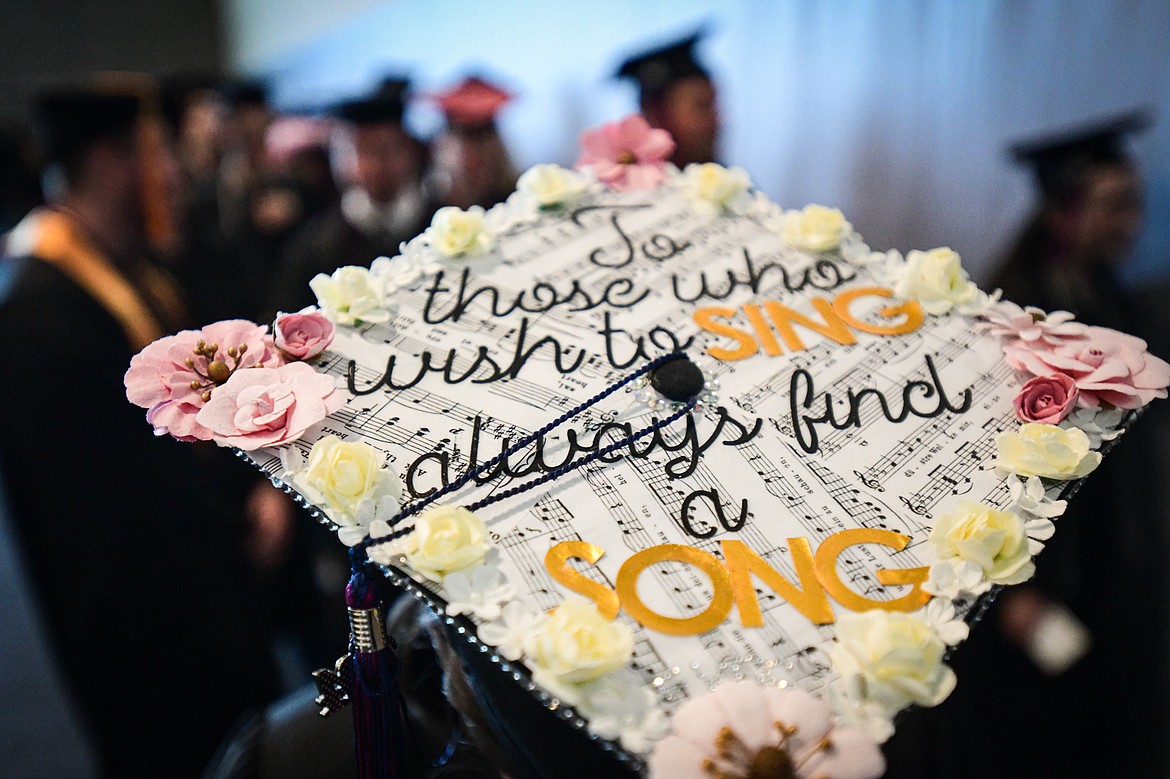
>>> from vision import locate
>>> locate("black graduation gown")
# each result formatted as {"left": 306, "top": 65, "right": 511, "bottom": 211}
{"left": 0, "top": 255, "right": 279, "bottom": 777}
{"left": 266, "top": 203, "right": 433, "bottom": 320}
{"left": 883, "top": 218, "right": 1170, "bottom": 777}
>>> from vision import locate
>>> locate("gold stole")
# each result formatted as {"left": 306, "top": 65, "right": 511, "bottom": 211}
{"left": 14, "top": 208, "right": 185, "bottom": 351}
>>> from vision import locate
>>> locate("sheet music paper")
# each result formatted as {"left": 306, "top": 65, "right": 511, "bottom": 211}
{"left": 247, "top": 185, "right": 1020, "bottom": 707}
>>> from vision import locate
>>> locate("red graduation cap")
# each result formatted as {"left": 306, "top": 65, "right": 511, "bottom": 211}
{"left": 429, "top": 76, "right": 514, "bottom": 129}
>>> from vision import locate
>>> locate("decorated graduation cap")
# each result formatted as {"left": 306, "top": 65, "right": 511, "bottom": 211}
{"left": 125, "top": 113, "right": 1170, "bottom": 778}
{"left": 616, "top": 29, "right": 711, "bottom": 102}
{"left": 427, "top": 75, "right": 514, "bottom": 131}
{"left": 336, "top": 77, "right": 411, "bottom": 126}
{"left": 1011, "top": 109, "right": 1151, "bottom": 204}
{"left": 33, "top": 88, "right": 141, "bottom": 171}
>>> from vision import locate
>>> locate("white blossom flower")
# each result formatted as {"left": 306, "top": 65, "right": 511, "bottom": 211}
{"left": 681, "top": 162, "right": 753, "bottom": 216}
{"left": 424, "top": 206, "right": 495, "bottom": 258}
{"left": 575, "top": 670, "right": 669, "bottom": 755}
{"left": 478, "top": 600, "right": 547, "bottom": 661}
{"left": 403, "top": 505, "right": 493, "bottom": 581}
{"left": 829, "top": 610, "right": 956, "bottom": 714}
{"left": 927, "top": 500, "right": 1034, "bottom": 589}
{"left": 1009, "top": 475, "right": 1068, "bottom": 519}
{"left": 443, "top": 558, "right": 515, "bottom": 622}
{"left": 649, "top": 681, "right": 885, "bottom": 778}
{"left": 995, "top": 423, "right": 1101, "bottom": 480}
{"left": 516, "top": 164, "right": 590, "bottom": 210}
{"left": 922, "top": 599, "right": 969, "bottom": 646}
{"left": 826, "top": 682, "right": 897, "bottom": 744}
{"left": 309, "top": 265, "right": 396, "bottom": 326}
{"left": 923, "top": 557, "right": 989, "bottom": 598}
{"left": 1060, "top": 406, "right": 1126, "bottom": 449}
{"left": 779, "top": 204, "right": 852, "bottom": 253}
{"left": 526, "top": 598, "right": 635, "bottom": 705}
{"left": 292, "top": 436, "right": 401, "bottom": 532}
{"left": 885, "top": 247, "right": 990, "bottom": 315}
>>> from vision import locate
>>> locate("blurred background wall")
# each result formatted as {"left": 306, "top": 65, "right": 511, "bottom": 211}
{"left": 221, "top": 0, "right": 1170, "bottom": 285}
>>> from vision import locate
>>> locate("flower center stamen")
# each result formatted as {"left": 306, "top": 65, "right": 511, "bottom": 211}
{"left": 617, "top": 150, "right": 637, "bottom": 165}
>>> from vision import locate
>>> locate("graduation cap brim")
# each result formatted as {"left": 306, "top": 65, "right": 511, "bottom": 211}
{"left": 615, "top": 29, "right": 711, "bottom": 98}
{"left": 1010, "top": 109, "right": 1152, "bottom": 199}
{"left": 33, "top": 89, "right": 142, "bottom": 165}
{"left": 335, "top": 78, "right": 410, "bottom": 126}
{"left": 428, "top": 76, "right": 514, "bottom": 127}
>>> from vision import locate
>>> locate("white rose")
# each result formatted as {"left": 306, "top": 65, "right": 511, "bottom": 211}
{"left": 293, "top": 435, "right": 401, "bottom": 526}
{"left": 894, "top": 248, "right": 984, "bottom": 315}
{"left": 309, "top": 265, "right": 391, "bottom": 326}
{"left": 525, "top": 597, "right": 634, "bottom": 704}
{"left": 404, "top": 505, "right": 492, "bottom": 580}
{"left": 516, "top": 164, "right": 588, "bottom": 208}
{"left": 780, "top": 204, "right": 851, "bottom": 252}
{"left": 929, "top": 500, "right": 1034, "bottom": 586}
{"left": 425, "top": 206, "right": 495, "bottom": 258}
{"left": 994, "top": 423, "right": 1101, "bottom": 480}
{"left": 682, "top": 162, "right": 752, "bottom": 215}
{"left": 829, "top": 610, "right": 956, "bottom": 713}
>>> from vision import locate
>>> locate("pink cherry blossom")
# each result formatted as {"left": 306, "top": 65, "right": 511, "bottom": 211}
{"left": 647, "top": 681, "right": 884, "bottom": 779}
{"left": 1013, "top": 373, "right": 1079, "bottom": 424}
{"left": 1004, "top": 325, "right": 1170, "bottom": 409}
{"left": 575, "top": 114, "right": 675, "bottom": 191}
{"left": 274, "top": 311, "right": 335, "bottom": 360}
{"left": 195, "top": 362, "right": 342, "bottom": 450}
{"left": 125, "top": 320, "right": 279, "bottom": 440}
{"left": 976, "top": 300, "right": 1087, "bottom": 348}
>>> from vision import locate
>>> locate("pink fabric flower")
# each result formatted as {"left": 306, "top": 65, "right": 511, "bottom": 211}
{"left": 977, "top": 300, "right": 1086, "bottom": 348}
{"left": 647, "top": 681, "right": 884, "bottom": 779}
{"left": 195, "top": 362, "right": 342, "bottom": 450}
{"left": 1004, "top": 325, "right": 1170, "bottom": 409}
{"left": 274, "top": 311, "right": 335, "bottom": 360}
{"left": 1013, "top": 373, "right": 1079, "bottom": 424}
{"left": 575, "top": 114, "right": 675, "bottom": 191}
{"left": 125, "top": 320, "right": 278, "bottom": 440}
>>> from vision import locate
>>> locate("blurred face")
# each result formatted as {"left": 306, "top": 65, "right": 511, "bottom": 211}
{"left": 648, "top": 76, "right": 720, "bottom": 167}
{"left": 352, "top": 122, "right": 419, "bottom": 204}
{"left": 86, "top": 134, "right": 145, "bottom": 224}
{"left": 1058, "top": 163, "right": 1144, "bottom": 265}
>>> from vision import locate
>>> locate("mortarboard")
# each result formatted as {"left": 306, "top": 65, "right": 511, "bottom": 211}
{"left": 1010, "top": 109, "right": 1152, "bottom": 202}
{"left": 336, "top": 77, "right": 411, "bottom": 126}
{"left": 615, "top": 29, "right": 711, "bottom": 101}
{"left": 32, "top": 88, "right": 142, "bottom": 169}
{"left": 428, "top": 76, "right": 514, "bottom": 129}
{"left": 219, "top": 78, "right": 269, "bottom": 109}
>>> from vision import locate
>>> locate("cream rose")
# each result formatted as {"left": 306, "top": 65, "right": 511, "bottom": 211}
{"left": 309, "top": 265, "right": 390, "bottom": 326}
{"left": 525, "top": 597, "right": 635, "bottom": 703}
{"left": 780, "top": 204, "right": 851, "bottom": 252}
{"left": 426, "top": 206, "right": 495, "bottom": 258}
{"left": 829, "top": 610, "right": 956, "bottom": 714}
{"left": 293, "top": 435, "right": 400, "bottom": 526}
{"left": 894, "top": 248, "right": 983, "bottom": 315}
{"left": 516, "top": 164, "right": 588, "bottom": 208}
{"left": 403, "top": 505, "right": 492, "bottom": 580}
{"left": 929, "top": 500, "right": 1034, "bottom": 586}
{"left": 994, "top": 423, "right": 1101, "bottom": 480}
{"left": 682, "top": 162, "right": 752, "bottom": 215}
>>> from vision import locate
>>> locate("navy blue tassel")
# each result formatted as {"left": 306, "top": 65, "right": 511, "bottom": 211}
{"left": 346, "top": 552, "right": 407, "bottom": 779}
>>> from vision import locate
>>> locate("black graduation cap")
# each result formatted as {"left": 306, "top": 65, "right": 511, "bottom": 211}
{"left": 335, "top": 78, "right": 411, "bottom": 126}
{"left": 32, "top": 88, "right": 141, "bottom": 169}
{"left": 615, "top": 30, "right": 711, "bottom": 101}
{"left": 1010, "top": 110, "right": 1152, "bottom": 202}
{"left": 219, "top": 78, "right": 269, "bottom": 109}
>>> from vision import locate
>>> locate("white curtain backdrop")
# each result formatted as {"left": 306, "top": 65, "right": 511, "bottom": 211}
{"left": 230, "top": 0, "right": 1170, "bottom": 286}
